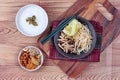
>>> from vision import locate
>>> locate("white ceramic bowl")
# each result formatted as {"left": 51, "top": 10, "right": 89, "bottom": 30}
{"left": 16, "top": 4, "right": 48, "bottom": 37}
{"left": 18, "top": 46, "right": 44, "bottom": 71}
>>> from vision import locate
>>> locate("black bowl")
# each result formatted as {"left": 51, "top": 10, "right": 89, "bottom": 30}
{"left": 54, "top": 16, "right": 96, "bottom": 59}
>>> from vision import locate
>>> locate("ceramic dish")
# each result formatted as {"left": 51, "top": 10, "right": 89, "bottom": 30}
{"left": 18, "top": 46, "right": 44, "bottom": 71}
{"left": 16, "top": 4, "right": 48, "bottom": 37}
{"left": 54, "top": 16, "right": 96, "bottom": 59}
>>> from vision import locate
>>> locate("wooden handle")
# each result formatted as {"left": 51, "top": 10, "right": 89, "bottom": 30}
{"left": 95, "top": 3, "right": 114, "bottom": 21}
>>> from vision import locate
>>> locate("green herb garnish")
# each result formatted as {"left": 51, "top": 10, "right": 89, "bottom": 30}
{"left": 26, "top": 15, "right": 38, "bottom": 26}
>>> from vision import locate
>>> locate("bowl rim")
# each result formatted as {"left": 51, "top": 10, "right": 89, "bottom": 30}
{"left": 18, "top": 46, "right": 44, "bottom": 71}
{"left": 15, "top": 4, "right": 48, "bottom": 37}
{"left": 54, "top": 16, "right": 97, "bottom": 59}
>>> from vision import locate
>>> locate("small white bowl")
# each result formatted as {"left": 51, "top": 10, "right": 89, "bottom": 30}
{"left": 18, "top": 46, "right": 44, "bottom": 71}
{"left": 16, "top": 4, "right": 48, "bottom": 37}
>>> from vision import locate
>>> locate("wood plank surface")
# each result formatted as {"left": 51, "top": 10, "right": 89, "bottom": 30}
{"left": 0, "top": 0, "right": 120, "bottom": 80}
{"left": 38, "top": 0, "right": 120, "bottom": 78}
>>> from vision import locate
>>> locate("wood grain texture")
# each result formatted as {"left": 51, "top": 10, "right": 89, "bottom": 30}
{"left": 108, "top": 0, "right": 120, "bottom": 11}
{"left": 0, "top": 0, "right": 77, "bottom": 80}
{"left": 38, "top": 0, "right": 120, "bottom": 78}
{"left": 0, "top": 0, "right": 120, "bottom": 80}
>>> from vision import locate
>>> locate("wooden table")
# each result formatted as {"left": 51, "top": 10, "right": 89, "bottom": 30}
{"left": 0, "top": 0, "right": 120, "bottom": 79}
